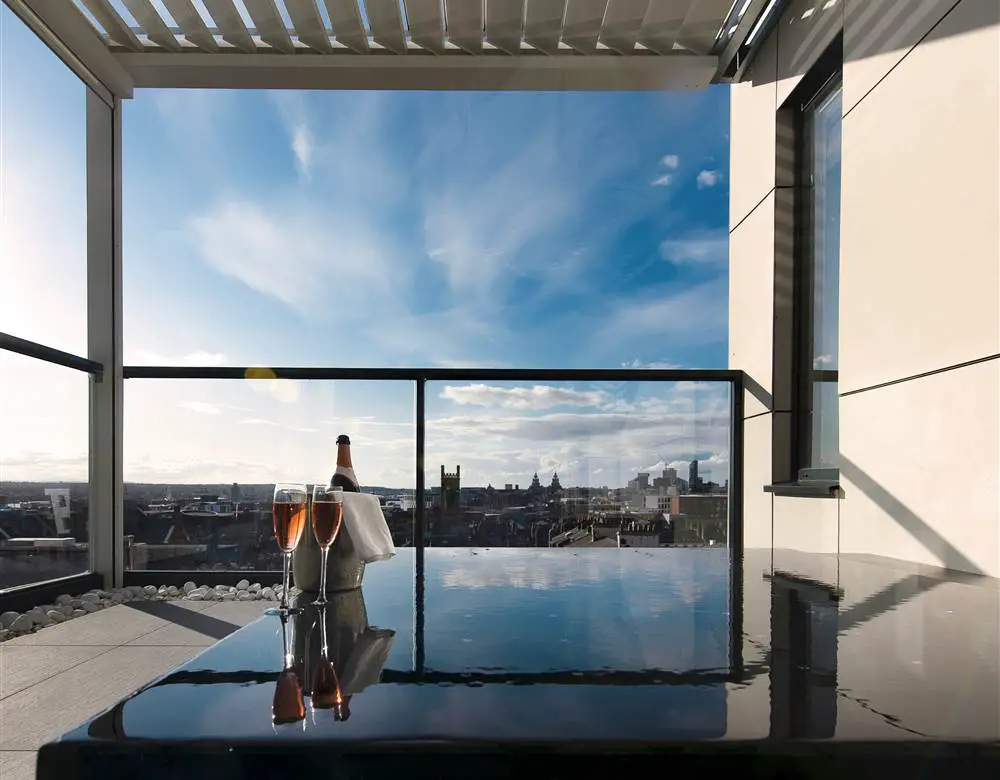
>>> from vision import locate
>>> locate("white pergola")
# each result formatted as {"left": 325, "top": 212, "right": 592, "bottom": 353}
{"left": 3, "top": 0, "right": 774, "bottom": 589}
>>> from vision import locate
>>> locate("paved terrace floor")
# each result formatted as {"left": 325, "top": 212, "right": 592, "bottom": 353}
{"left": 0, "top": 598, "right": 272, "bottom": 780}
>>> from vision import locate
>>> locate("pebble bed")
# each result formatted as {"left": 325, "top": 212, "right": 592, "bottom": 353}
{"left": 0, "top": 580, "right": 287, "bottom": 642}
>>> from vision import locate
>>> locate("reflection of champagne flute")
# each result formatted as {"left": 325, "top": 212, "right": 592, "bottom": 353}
{"left": 271, "top": 483, "right": 307, "bottom": 615}
{"left": 310, "top": 605, "right": 351, "bottom": 723}
{"left": 311, "top": 486, "right": 344, "bottom": 606}
{"left": 272, "top": 613, "right": 305, "bottom": 730}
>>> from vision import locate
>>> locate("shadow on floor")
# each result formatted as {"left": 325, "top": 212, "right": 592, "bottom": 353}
{"left": 123, "top": 602, "right": 241, "bottom": 640}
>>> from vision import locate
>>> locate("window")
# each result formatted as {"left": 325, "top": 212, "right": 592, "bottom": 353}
{"left": 796, "top": 76, "right": 842, "bottom": 477}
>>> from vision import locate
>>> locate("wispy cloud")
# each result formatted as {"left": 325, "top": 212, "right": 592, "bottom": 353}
{"left": 660, "top": 230, "right": 728, "bottom": 267}
{"left": 651, "top": 173, "right": 674, "bottom": 187}
{"left": 661, "top": 154, "right": 680, "bottom": 169}
{"left": 441, "top": 384, "right": 607, "bottom": 411}
{"left": 696, "top": 169, "right": 723, "bottom": 188}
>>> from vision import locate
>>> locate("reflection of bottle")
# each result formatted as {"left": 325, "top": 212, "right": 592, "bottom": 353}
{"left": 331, "top": 435, "right": 360, "bottom": 492}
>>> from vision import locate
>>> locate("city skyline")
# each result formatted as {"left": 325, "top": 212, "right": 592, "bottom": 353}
{"left": 1, "top": 5, "right": 730, "bottom": 487}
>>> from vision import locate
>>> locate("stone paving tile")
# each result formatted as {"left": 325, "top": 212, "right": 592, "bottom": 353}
{"left": 0, "top": 646, "right": 199, "bottom": 750}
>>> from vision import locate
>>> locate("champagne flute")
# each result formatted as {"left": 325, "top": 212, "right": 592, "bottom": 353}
{"left": 272, "top": 612, "right": 305, "bottom": 731}
{"left": 310, "top": 485, "right": 344, "bottom": 606}
{"left": 270, "top": 482, "right": 307, "bottom": 616}
{"left": 310, "top": 604, "right": 351, "bottom": 724}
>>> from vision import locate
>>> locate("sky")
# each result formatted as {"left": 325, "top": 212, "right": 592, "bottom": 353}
{"left": 0, "top": 5, "right": 732, "bottom": 491}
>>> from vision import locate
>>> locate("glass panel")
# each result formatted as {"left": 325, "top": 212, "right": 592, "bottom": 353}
{"left": 123, "top": 378, "right": 415, "bottom": 571}
{"left": 807, "top": 81, "right": 842, "bottom": 470}
{"left": 424, "top": 380, "right": 731, "bottom": 548}
{"left": 0, "top": 352, "right": 91, "bottom": 589}
{"left": 0, "top": 5, "right": 88, "bottom": 355}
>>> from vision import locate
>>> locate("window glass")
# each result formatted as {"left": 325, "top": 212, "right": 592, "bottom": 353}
{"left": 805, "top": 81, "right": 842, "bottom": 471}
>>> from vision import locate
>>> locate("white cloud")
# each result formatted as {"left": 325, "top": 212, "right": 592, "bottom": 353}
{"left": 620, "top": 359, "right": 683, "bottom": 370}
{"left": 290, "top": 124, "right": 313, "bottom": 180}
{"left": 813, "top": 354, "right": 834, "bottom": 368}
{"left": 133, "top": 350, "right": 228, "bottom": 366}
{"left": 441, "top": 384, "right": 607, "bottom": 411}
{"left": 651, "top": 154, "right": 679, "bottom": 186}
{"left": 660, "top": 231, "right": 728, "bottom": 267}
{"left": 696, "top": 169, "right": 723, "bottom": 188}
{"left": 593, "top": 276, "right": 728, "bottom": 355}
{"left": 188, "top": 197, "right": 398, "bottom": 312}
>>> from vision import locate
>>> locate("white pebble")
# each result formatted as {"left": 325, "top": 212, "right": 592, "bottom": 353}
{"left": 249, "top": 583, "right": 261, "bottom": 593}
{"left": 222, "top": 592, "right": 236, "bottom": 601}
{"left": 144, "top": 585, "right": 158, "bottom": 595}
{"left": 0, "top": 611, "right": 20, "bottom": 628}
{"left": 55, "top": 594, "right": 74, "bottom": 605}
{"left": 10, "top": 615, "right": 34, "bottom": 633}
{"left": 182, "top": 581, "right": 197, "bottom": 594}
{"left": 72, "top": 609, "right": 87, "bottom": 618}
{"left": 82, "top": 601, "right": 102, "bottom": 613}
{"left": 0, "top": 629, "right": 10, "bottom": 642}
{"left": 236, "top": 590, "right": 252, "bottom": 601}
{"left": 187, "top": 593, "right": 204, "bottom": 601}
{"left": 46, "top": 610, "right": 66, "bottom": 623}
{"left": 261, "top": 587, "right": 275, "bottom": 600}
{"left": 59, "top": 604, "right": 74, "bottom": 616}
{"left": 236, "top": 579, "right": 250, "bottom": 590}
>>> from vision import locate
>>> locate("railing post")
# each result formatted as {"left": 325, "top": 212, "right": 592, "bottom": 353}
{"left": 87, "top": 89, "right": 124, "bottom": 589}
{"left": 729, "top": 372, "right": 745, "bottom": 677}
{"left": 414, "top": 376, "right": 426, "bottom": 674}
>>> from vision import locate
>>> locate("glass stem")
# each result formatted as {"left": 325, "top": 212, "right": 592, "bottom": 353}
{"left": 319, "top": 546, "right": 329, "bottom": 602}
{"left": 282, "top": 551, "right": 292, "bottom": 609}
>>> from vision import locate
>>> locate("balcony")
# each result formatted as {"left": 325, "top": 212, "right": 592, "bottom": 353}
{"left": 3, "top": 0, "right": 1000, "bottom": 776}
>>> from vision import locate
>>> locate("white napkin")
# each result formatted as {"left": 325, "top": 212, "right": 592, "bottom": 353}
{"left": 341, "top": 628, "right": 396, "bottom": 694}
{"left": 342, "top": 492, "right": 396, "bottom": 564}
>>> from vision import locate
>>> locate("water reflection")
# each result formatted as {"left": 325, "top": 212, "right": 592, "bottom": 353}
{"left": 77, "top": 550, "right": 999, "bottom": 746}
{"left": 767, "top": 572, "right": 839, "bottom": 739}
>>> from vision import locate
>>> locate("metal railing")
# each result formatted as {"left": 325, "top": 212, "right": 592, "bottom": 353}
{"left": 121, "top": 365, "right": 745, "bottom": 562}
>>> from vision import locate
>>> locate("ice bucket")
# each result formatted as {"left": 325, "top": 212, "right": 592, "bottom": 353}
{"left": 291, "top": 590, "right": 368, "bottom": 693}
{"left": 292, "top": 492, "right": 365, "bottom": 593}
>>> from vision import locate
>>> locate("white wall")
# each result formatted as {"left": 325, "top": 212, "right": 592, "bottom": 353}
{"left": 729, "top": 0, "right": 1000, "bottom": 578}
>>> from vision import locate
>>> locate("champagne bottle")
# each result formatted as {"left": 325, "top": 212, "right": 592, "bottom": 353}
{"left": 331, "top": 435, "right": 360, "bottom": 492}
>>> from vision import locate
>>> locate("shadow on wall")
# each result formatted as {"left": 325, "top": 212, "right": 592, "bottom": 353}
{"left": 838, "top": 456, "right": 984, "bottom": 575}
{"left": 748, "top": 0, "right": 997, "bottom": 88}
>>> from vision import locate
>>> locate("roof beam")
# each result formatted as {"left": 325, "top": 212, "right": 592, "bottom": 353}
{"left": 599, "top": 0, "right": 650, "bottom": 54}
{"left": 323, "top": 0, "right": 369, "bottom": 53}
{"left": 486, "top": 0, "right": 525, "bottom": 55}
{"left": 637, "top": 0, "right": 689, "bottom": 55}
{"left": 6, "top": 0, "right": 133, "bottom": 101}
{"left": 242, "top": 0, "right": 295, "bottom": 53}
{"left": 79, "top": 0, "right": 143, "bottom": 49}
{"left": 563, "top": 0, "right": 609, "bottom": 54}
{"left": 444, "top": 0, "right": 483, "bottom": 54}
{"left": 524, "top": 0, "right": 567, "bottom": 55}
{"left": 161, "top": 0, "right": 220, "bottom": 51}
{"left": 121, "top": 0, "right": 181, "bottom": 50}
{"left": 678, "top": 0, "right": 733, "bottom": 55}
{"left": 403, "top": 0, "right": 445, "bottom": 53}
{"left": 201, "top": 0, "right": 256, "bottom": 51}
{"left": 284, "top": 0, "right": 332, "bottom": 52}
{"left": 116, "top": 49, "right": 716, "bottom": 90}
{"left": 365, "top": 0, "right": 407, "bottom": 54}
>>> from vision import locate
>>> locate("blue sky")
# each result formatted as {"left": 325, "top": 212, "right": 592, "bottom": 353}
{"left": 1, "top": 5, "right": 733, "bottom": 488}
